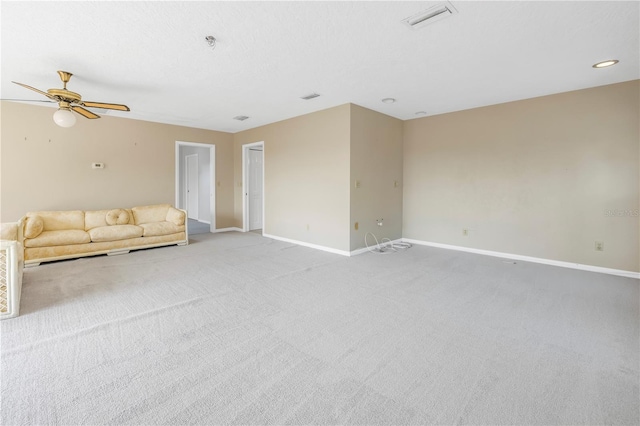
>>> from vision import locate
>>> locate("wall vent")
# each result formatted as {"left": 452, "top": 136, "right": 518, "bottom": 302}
{"left": 300, "top": 93, "right": 320, "bottom": 100}
{"left": 233, "top": 115, "right": 249, "bottom": 121}
{"left": 402, "top": 2, "right": 457, "bottom": 29}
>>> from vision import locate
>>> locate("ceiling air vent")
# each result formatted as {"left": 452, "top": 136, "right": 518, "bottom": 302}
{"left": 233, "top": 115, "right": 249, "bottom": 121}
{"left": 300, "top": 93, "right": 320, "bottom": 100}
{"left": 402, "top": 2, "right": 457, "bottom": 30}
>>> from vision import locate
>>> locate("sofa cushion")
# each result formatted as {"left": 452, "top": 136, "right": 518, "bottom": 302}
{"left": 88, "top": 225, "right": 143, "bottom": 242}
{"left": 139, "top": 222, "right": 184, "bottom": 237}
{"left": 166, "top": 207, "right": 186, "bottom": 226}
{"left": 24, "top": 215, "right": 44, "bottom": 238}
{"left": 106, "top": 209, "right": 130, "bottom": 226}
{"left": 84, "top": 210, "right": 110, "bottom": 230}
{"left": 132, "top": 204, "right": 171, "bottom": 225}
{"left": 24, "top": 230, "right": 91, "bottom": 248}
{"left": 27, "top": 210, "right": 84, "bottom": 231}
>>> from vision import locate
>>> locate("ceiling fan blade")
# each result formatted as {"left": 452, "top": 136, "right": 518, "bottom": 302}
{"left": 71, "top": 106, "right": 100, "bottom": 119}
{"left": 12, "top": 81, "right": 58, "bottom": 100}
{"left": 81, "top": 101, "right": 130, "bottom": 111}
{"left": 1, "top": 98, "right": 56, "bottom": 103}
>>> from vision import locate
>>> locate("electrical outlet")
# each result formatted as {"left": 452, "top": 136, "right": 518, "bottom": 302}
{"left": 355, "top": 180, "right": 361, "bottom": 189}
{"left": 595, "top": 241, "right": 604, "bottom": 251}
{"left": 394, "top": 180, "right": 399, "bottom": 188}
{"left": 462, "top": 229, "right": 469, "bottom": 236}
{"left": 376, "top": 219, "right": 384, "bottom": 227}
{"left": 354, "top": 222, "right": 359, "bottom": 231}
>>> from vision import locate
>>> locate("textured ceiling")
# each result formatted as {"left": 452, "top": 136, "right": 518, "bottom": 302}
{"left": 1, "top": 1, "right": 638, "bottom": 133}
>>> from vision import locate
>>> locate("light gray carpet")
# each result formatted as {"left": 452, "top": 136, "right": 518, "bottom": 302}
{"left": 188, "top": 219, "right": 210, "bottom": 235}
{"left": 1, "top": 232, "right": 638, "bottom": 425}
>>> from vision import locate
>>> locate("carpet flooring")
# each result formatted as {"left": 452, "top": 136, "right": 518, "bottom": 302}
{"left": 188, "top": 219, "right": 210, "bottom": 235}
{"left": 1, "top": 232, "right": 638, "bottom": 425}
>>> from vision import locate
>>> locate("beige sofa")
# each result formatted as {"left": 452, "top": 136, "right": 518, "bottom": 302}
{"left": 22, "top": 204, "right": 188, "bottom": 266}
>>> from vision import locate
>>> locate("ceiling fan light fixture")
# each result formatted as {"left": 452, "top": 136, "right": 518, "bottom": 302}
{"left": 53, "top": 108, "right": 76, "bottom": 127}
{"left": 13, "top": 70, "right": 129, "bottom": 125}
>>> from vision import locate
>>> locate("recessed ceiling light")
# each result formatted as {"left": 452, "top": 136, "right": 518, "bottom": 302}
{"left": 382, "top": 98, "right": 396, "bottom": 104}
{"left": 592, "top": 59, "right": 619, "bottom": 68}
{"left": 415, "top": 111, "right": 427, "bottom": 116}
{"left": 233, "top": 115, "right": 249, "bottom": 121}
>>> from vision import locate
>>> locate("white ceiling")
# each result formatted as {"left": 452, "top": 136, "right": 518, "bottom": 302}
{"left": 1, "top": 1, "right": 638, "bottom": 133}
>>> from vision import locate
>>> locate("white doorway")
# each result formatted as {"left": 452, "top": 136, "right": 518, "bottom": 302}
{"left": 242, "top": 141, "right": 264, "bottom": 233}
{"left": 175, "top": 141, "right": 216, "bottom": 233}
{"left": 185, "top": 154, "right": 199, "bottom": 220}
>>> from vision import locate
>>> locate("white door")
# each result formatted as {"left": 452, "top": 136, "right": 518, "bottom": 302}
{"left": 185, "top": 154, "right": 199, "bottom": 220}
{"left": 248, "top": 149, "right": 263, "bottom": 230}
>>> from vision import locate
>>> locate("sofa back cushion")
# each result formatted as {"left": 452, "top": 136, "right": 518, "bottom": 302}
{"left": 132, "top": 204, "right": 171, "bottom": 225}
{"left": 85, "top": 209, "right": 133, "bottom": 230}
{"left": 85, "top": 210, "right": 109, "bottom": 230}
{"left": 26, "top": 211, "right": 84, "bottom": 233}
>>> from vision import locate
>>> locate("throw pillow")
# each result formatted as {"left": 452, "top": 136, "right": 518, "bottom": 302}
{"left": 106, "top": 209, "right": 129, "bottom": 226}
{"left": 24, "top": 215, "right": 44, "bottom": 239}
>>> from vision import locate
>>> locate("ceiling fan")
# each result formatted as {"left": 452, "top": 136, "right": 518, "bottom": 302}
{"left": 11, "top": 70, "right": 130, "bottom": 127}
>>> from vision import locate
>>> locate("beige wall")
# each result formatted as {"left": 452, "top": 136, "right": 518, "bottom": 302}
{"left": 403, "top": 80, "right": 640, "bottom": 272}
{"left": 0, "top": 101, "right": 235, "bottom": 228}
{"left": 233, "top": 104, "right": 351, "bottom": 251}
{"left": 4, "top": 81, "right": 637, "bottom": 272}
{"left": 350, "top": 104, "right": 403, "bottom": 251}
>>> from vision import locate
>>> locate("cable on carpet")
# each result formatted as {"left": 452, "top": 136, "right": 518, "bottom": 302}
{"left": 365, "top": 232, "right": 412, "bottom": 254}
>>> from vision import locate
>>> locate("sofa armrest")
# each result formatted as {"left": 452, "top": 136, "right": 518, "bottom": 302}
{"left": 1, "top": 219, "right": 23, "bottom": 243}
{"left": 166, "top": 207, "right": 186, "bottom": 226}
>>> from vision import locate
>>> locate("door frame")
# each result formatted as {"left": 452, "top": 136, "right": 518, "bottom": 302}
{"left": 175, "top": 141, "right": 216, "bottom": 232}
{"left": 242, "top": 141, "right": 265, "bottom": 233}
{"left": 185, "top": 154, "right": 199, "bottom": 220}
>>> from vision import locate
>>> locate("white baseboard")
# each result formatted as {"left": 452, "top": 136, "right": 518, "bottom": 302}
{"left": 187, "top": 218, "right": 210, "bottom": 224}
{"left": 212, "top": 227, "right": 243, "bottom": 233}
{"left": 263, "top": 233, "right": 351, "bottom": 256}
{"left": 403, "top": 239, "right": 640, "bottom": 279}
{"left": 261, "top": 234, "right": 407, "bottom": 258}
